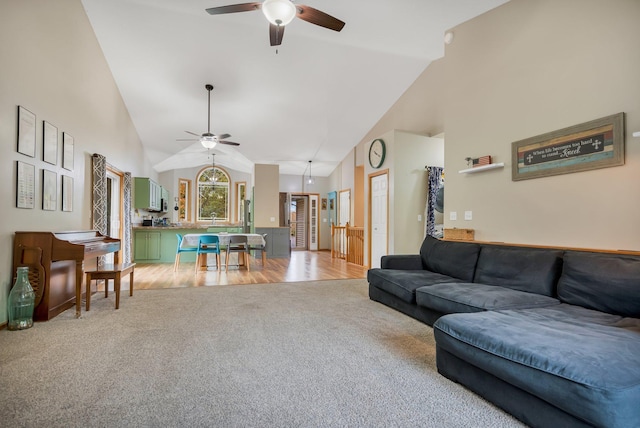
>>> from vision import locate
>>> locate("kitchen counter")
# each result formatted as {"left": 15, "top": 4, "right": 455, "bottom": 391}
{"left": 133, "top": 224, "right": 243, "bottom": 230}
{"left": 133, "top": 225, "right": 246, "bottom": 262}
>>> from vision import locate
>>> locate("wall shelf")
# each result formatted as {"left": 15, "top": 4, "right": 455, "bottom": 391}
{"left": 458, "top": 162, "right": 505, "bottom": 174}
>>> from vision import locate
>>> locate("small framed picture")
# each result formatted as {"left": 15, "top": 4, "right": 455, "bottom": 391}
{"left": 43, "top": 121, "right": 58, "bottom": 165}
{"left": 17, "top": 106, "right": 36, "bottom": 157}
{"left": 42, "top": 169, "right": 57, "bottom": 211}
{"left": 16, "top": 161, "right": 36, "bottom": 209}
{"left": 62, "top": 175, "right": 73, "bottom": 212}
{"left": 63, "top": 132, "right": 74, "bottom": 171}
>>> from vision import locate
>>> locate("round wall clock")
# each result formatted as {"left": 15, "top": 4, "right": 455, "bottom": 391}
{"left": 368, "top": 138, "right": 386, "bottom": 168}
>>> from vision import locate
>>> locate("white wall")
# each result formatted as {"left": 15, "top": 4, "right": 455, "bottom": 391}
{"left": 0, "top": 0, "right": 153, "bottom": 323}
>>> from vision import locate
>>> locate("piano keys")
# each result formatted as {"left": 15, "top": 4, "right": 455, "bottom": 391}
{"left": 13, "top": 231, "right": 121, "bottom": 320}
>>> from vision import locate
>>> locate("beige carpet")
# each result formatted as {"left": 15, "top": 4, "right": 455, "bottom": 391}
{"left": 0, "top": 279, "right": 524, "bottom": 427}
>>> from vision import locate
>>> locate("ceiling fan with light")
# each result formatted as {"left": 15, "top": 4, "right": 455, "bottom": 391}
{"left": 178, "top": 84, "right": 239, "bottom": 149}
{"left": 205, "top": 0, "right": 345, "bottom": 46}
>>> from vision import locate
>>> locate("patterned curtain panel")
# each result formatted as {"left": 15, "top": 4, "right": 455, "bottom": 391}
{"left": 92, "top": 154, "right": 108, "bottom": 267}
{"left": 425, "top": 166, "right": 444, "bottom": 237}
{"left": 123, "top": 172, "right": 132, "bottom": 263}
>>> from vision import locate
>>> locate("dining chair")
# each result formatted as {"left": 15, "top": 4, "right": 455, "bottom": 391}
{"left": 248, "top": 233, "right": 267, "bottom": 265}
{"left": 174, "top": 234, "right": 198, "bottom": 272}
{"left": 195, "top": 235, "right": 221, "bottom": 273}
{"left": 225, "top": 235, "right": 250, "bottom": 271}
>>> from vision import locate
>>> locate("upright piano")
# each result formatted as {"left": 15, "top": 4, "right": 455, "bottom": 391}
{"left": 13, "top": 231, "right": 121, "bottom": 320}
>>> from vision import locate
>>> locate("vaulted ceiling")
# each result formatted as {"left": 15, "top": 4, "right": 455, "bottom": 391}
{"left": 81, "top": 0, "right": 509, "bottom": 176}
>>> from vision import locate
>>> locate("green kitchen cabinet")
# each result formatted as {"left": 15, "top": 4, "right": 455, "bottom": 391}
{"left": 134, "top": 230, "right": 162, "bottom": 261}
{"left": 134, "top": 177, "right": 162, "bottom": 211}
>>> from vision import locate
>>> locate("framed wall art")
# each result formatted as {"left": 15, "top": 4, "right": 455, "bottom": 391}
{"left": 43, "top": 121, "right": 58, "bottom": 165}
{"left": 63, "top": 132, "right": 74, "bottom": 170}
{"left": 512, "top": 112, "right": 624, "bottom": 181}
{"left": 62, "top": 175, "right": 73, "bottom": 212}
{"left": 16, "top": 161, "right": 36, "bottom": 209}
{"left": 17, "top": 106, "right": 36, "bottom": 157}
{"left": 42, "top": 169, "right": 57, "bottom": 211}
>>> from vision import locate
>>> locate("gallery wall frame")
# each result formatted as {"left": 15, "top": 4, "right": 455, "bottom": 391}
{"left": 63, "top": 132, "right": 74, "bottom": 171}
{"left": 62, "top": 175, "right": 73, "bottom": 212}
{"left": 512, "top": 112, "right": 625, "bottom": 181}
{"left": 17, "top": 106, "right": 36, "bottom": 157}
{"left": 43, "top": 121, "right": 58, "bottom": 165}
{"left": 16, "top": 161, "right": 35, "bottom": 209}
{"left": 42, "top": 169, "right": 57, "bottom": 211}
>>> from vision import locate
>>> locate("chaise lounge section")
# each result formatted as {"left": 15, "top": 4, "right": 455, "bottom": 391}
{"left": 367, "top": 236, "right": 640, "bottom": 428}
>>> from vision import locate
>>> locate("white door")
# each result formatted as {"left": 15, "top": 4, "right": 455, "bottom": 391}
{"left": 309, "top": 194, "right": 318, "bottom": 251}
{"left": 370, "top": 173, "right": 388, "bottom": 269}
{"left": 338, "top": 190, "right": 350, "bottom": 255}
{"left": 338, "top": 190, "right": 350, "bottom": 226}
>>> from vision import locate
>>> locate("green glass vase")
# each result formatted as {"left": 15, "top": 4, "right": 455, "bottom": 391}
{"left": 8, "top": 266, "right": 36, "bottom": 330}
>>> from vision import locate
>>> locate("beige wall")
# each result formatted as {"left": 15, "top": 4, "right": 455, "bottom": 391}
{"left": 253, "top": 164, "right": 280, "bottom": 227}
{"left": 350, "top": 0, "right": 640, "bottom": 260}
{"left": 0, "top": 0, "right": 152, "bottom": 323}
{"left": 444, "top": 0, "right": 640, "bottom": 249}
{"left": 361, "top": 131, "right": 443, "bottom": 261}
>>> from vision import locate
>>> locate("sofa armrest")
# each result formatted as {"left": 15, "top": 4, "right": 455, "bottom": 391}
{"left": 381, "top": 254, "right": 423, "bottom": 270}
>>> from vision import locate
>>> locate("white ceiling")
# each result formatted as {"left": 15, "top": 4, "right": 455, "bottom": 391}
{"left": 81, "top": 0, "right": 509, "bottom": 177}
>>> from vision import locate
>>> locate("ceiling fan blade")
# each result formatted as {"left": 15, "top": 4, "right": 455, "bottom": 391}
{"left": 184, "top": 130, "right": 201, "bottom": 137}
{"left": 219, "top": 140, "right": 240, "bottom": 146}
{"left": 295, "top": 5, "right": 345, "bottom": 32}
{"left": 216, "top": 133, "right": 231, "bottom": 140}
{"left": 269, "top": 23, "right": 285, "bottom": 46}
{"left": 206, "top": 3, "right": 261, "bottom": 15}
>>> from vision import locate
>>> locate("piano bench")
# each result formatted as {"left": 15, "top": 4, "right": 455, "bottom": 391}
{"left": 84, "top": 262, "right": 136, "bottom": 311}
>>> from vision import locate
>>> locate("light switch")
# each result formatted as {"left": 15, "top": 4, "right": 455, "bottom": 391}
{"left": 464, "top": 211, "right": 473, "bottom": 220}
{"left": 449, "top": 211, "right": 457, "bottom": 221}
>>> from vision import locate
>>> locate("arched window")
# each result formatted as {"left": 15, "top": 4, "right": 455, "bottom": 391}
{"left": 197, "top": 166, "right": 230, "bottom": 222}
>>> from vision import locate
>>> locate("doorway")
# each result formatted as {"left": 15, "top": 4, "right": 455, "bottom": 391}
{"left": 290, "top": 195, "right": 308, "bottom": 250}
{"left": 106, "top": 167, "right": 124, "bottom": 264}
{"left": 369, "top": 171, "right": 388, "bottom": 269}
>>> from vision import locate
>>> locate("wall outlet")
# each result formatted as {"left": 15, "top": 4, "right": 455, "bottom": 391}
{"left": 418, "top": 214, "right": 422, "bottom": 222}
{"left": 449, "top": 211, "right": 457, "bottom": 221}
{"left": 464, "top": 210, "right": 473, "bottom": 220}
{"left": 270, "top": 217, "right": 276, "bottom": 222}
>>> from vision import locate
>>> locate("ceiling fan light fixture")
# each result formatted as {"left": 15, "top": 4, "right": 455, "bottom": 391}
{"left": 262, "top": 0, "right": 296, "bottom": 26}
{"left": 200, "top": 135, "right": 217, "bottom": 149}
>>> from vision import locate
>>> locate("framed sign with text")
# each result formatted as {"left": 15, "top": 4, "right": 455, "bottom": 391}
{"left": 512, "top": 113, "right": 624, "bottom": 181}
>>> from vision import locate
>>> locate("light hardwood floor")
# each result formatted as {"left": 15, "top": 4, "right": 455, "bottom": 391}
{"left": 131, "top": 250, "right": 368, "bottom": 290}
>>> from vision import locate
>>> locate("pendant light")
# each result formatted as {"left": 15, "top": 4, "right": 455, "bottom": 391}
{"left": 307, "top": 160, "right": 315, "bottom": 185}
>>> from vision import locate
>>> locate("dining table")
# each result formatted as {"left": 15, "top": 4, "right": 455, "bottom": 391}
{"left": 180, "top": 233, "right": 266, "bottom": 249}
{"left": 181, "top": 233, "right": 266, "bottom": 270}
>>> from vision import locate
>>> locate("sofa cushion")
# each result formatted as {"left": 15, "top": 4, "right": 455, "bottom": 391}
{"left": 416, "top": 282, "right": 559, "bottom": 314}
{"left": 473, "top": 246, "right": 563, "bottom": 296}
{"left": 419, "top": 236, "right": 480, "bottom": 282}
{"left": 367, "top": 269, "right": 456, "bottom": 304}
{"left": 434, "top": 305, "right": 640, "bottom": 428}
{"left": 558, "top": 251, "right": 640, "bottom": 318}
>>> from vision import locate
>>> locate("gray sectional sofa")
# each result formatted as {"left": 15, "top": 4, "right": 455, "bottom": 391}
{"left": 367, "top": 236, "right": 640, "bottom": 428}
